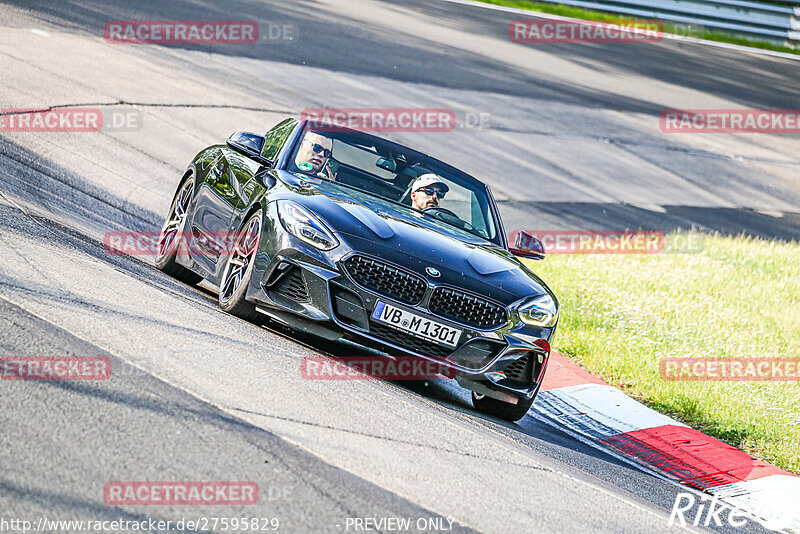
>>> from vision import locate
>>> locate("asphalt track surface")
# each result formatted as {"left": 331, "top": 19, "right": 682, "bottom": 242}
{"left": 0, "top": 0, "right": 797, "bottom": 532}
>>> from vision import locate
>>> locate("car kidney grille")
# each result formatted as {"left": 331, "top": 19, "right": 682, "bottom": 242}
{"left": 343, "top": 255, "right": 427, "bottom": 305}
{"left": 429, "top": 288, "right": 507, "bottom": 329}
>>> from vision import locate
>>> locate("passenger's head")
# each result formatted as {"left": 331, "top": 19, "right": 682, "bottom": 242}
{"left": 410, "top": 174, "right": 449, "bottom": 211}
{"left": 295, "top": 132, "right": 333, "bottom": 174}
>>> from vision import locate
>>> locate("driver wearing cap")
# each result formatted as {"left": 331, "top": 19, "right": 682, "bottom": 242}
{"left": 410, "top": 174, "right": 449, "bottom": 211}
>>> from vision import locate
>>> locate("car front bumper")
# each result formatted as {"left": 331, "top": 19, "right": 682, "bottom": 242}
{"left": 245, "top": 204, "right": 556, "bottom": 400}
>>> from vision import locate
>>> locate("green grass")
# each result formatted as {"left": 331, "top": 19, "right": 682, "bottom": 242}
{"left": 479, "top": 0, "right": 800, "bottom": 55}
{"left": 525, "top": 232, "right": 800, "bottom": 474}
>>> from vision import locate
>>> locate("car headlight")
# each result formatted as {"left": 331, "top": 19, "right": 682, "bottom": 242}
{"left": 277, "top": 200, "right": 339, "bottom": 250}
{"left": 517, "top": 294, "right": 558, "bottom": 327}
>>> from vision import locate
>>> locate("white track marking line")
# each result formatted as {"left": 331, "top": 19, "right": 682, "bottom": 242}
{"left": 538, "top": 384, "right": 688, "bottom": 437}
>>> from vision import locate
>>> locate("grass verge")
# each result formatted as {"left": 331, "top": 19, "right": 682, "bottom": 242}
{"left": 525, "top": 232, "right": 800, "bottom": 474}
{"left": 475, "top": 0, "right": 800, "bottom": 55}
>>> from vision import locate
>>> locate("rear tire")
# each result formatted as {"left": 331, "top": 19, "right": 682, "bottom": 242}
{"left": 155, "top": 176, "right": 203, "bottom": 285}
{"left": 218, "top": 211, "right": 262, "bottom": 322}
{"left": 472, "top": 391, "right": 535, "bottom": 422}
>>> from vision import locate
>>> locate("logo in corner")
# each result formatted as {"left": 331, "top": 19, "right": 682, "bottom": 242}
{"left": 425, "top": 267, "right": 441, "bottom": 278}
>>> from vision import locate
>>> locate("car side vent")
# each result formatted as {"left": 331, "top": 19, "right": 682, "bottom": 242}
{"left": 503, "top": 353, "right": 535, "bottom": 384}
{"left": 270, "top": 267, "right": 310, "bottom": 303}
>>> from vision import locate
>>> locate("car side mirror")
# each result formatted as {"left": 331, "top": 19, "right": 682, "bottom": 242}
{"left": 509, "top": 231, "right": 545, "bottom": 260}
{"left": 227, "top": 132, "right": 272, "bottom": 165}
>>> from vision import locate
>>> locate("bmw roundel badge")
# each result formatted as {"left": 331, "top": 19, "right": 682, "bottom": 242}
{"left": 426, "top": 267, "right": 441, "bottom": 277}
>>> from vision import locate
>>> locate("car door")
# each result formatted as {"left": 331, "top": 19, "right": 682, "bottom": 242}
{"left": 224, "top": 148, "right": 264, "bottom": 232}
{"left": 189, "top": 148, "right": 253, "bottom": 278}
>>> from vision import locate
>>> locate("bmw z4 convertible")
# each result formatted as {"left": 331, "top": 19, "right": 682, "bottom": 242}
{"left": 155, "top": 117, "right": 559, "bottom": 422}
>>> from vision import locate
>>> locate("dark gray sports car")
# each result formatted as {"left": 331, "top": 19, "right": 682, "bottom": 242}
{"left": 156, "top": 117, "right": 558, "bottom": 421}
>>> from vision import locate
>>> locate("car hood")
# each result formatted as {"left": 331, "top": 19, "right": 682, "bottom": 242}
{"left": 271, "top": 171, "right": 552, "bottom": 304}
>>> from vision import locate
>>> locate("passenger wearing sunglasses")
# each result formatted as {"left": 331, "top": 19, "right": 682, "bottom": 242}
{"left": 295, "top": 132, "right": 336, "bottom": 180}
{"left": 410, "top": 174, "right": 449, "bottom": 211}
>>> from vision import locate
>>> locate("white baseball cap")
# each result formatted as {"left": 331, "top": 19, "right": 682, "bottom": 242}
{"left": 412, "top": 173, "right": 449, "bottom": 193}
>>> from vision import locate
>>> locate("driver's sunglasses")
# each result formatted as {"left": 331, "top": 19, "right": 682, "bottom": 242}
{"left": 417, "top": 187, "right": 446, "bottom": 199}
{"left": 305, "top": 140, "right": 332, "bottom": 158}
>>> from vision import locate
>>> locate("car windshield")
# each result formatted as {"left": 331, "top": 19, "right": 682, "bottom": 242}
{"left": 287, "top": 127, "right": 500, "bottom": 243}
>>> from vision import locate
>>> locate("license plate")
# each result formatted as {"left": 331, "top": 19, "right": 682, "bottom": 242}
{"left": 371, "top": 301, "right": 462, "bottom": 348}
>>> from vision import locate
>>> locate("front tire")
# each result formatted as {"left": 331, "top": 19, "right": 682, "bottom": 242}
{"left": 472, "top": 391, "right": 535, "bottom": 422}
{"left": 218, "top": 211, "right": 262, "bottom": 322}
{"left": 155, "top": 176, "right": 203, "bottom": 285}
